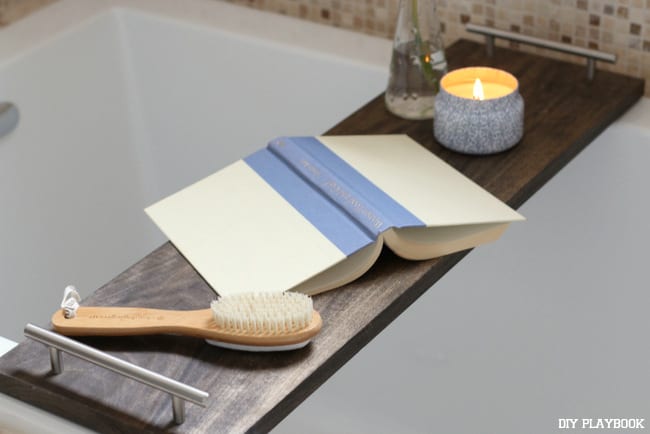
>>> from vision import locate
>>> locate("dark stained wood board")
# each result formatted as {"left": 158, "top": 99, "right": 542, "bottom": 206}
{"left": 0, "top": 39, "right": 644, "bottom": 433}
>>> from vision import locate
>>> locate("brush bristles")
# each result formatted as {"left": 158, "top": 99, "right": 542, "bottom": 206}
{"left": 210, "top": 292, "right": 313, "bottom": 335}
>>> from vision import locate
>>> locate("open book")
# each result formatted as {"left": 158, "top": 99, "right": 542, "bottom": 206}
{"left": 145, "top": 135, "right": 524, "bottom": 296}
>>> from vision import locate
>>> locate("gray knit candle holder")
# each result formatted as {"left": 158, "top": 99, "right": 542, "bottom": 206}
{"left": 434, "top": 67, "right": 524, "bottom": 155}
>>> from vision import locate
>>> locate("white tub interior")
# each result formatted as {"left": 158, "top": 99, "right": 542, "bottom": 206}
{"left": 0, "top": 2, "right": 389, "bottom": 343}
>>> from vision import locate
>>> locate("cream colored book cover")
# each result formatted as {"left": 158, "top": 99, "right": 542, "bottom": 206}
{"left": 145, "top": 135, "right": 524, "bottom": 296}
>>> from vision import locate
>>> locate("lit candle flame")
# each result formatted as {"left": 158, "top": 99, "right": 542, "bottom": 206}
{"left": 473, "top": 78, "right": 484, "bottom": 101}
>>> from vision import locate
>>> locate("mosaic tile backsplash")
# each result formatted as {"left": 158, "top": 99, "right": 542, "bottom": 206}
{"left": 223, "top": 0, "right": 650, "bottom": 94}
{"left": 1, "top": 0, "right": 649, "bottom": 95}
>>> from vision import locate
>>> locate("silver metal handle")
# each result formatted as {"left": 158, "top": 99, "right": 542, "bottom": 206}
{"left": 24, "top": 323, "right": 209, "bottom": 425}
{"left": 466, "top": 23, "right": 616, "bottom": 80}
{"left": 0, "top": 102, "right": 19, "bottom": 139}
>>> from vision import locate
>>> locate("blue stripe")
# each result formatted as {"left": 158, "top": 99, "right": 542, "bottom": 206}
{"left": 244, "top": 136, "right": 425, "bottom": 258}
{"left": 273, "top": 137, "right": 424, "bottom": 230}
{"left": 267, "top": 137, "right": 387, "bottom": 238}
{"left": 244, "top": 149, "right": 374, "bottom": 256}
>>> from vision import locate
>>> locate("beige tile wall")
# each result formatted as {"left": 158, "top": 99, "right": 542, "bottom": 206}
{"left": 224, "top": 0, "right": 650, "bottom": 94}
{"left": 1, "top": 0, "right": 648, "bottom": 95}
{"left": 0, "top": 0, "right": 55, "bottom": 26}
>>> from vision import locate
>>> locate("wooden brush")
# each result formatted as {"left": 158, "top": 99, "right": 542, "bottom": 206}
{"left": 51, "top": 292, "right": 322, "bottom": 352}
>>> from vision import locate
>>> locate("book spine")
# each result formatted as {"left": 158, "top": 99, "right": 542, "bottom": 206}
{"left": 268, "top": 137, "right": 389, "bottom": 238}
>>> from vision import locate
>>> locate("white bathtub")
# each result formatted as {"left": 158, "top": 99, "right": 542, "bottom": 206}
{"left": 3, "top": 1, "right": 649, "bottom": 432}
{"left": 0, "top": 0, "right": 390, "bottom": 344}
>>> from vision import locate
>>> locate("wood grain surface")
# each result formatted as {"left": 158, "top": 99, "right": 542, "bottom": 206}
{"left": 0, "top": 39, "right": 644, "bottom": 433}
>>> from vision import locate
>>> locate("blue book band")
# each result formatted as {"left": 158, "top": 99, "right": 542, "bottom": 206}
{"left": 244, "top": 137, "right": 424, "bottom": 256}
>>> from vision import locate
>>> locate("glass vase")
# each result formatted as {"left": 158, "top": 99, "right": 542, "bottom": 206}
{"left": 385, "top": 0, "right": 447, "bottom": 120}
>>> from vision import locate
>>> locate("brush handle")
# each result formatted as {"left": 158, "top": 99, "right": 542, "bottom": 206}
{"left": 51, "top": 306, "right": 323, "bottom": 348}
{"left": 51, "top": 307, "right": 215, "bottom": 338}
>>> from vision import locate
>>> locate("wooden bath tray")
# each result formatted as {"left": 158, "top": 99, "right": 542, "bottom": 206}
{"left": 0, "top": 39, "right": 644, "bottom": 433}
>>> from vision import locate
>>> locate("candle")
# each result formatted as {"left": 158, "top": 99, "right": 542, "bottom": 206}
{"left": 433, "top": 66, "right": 524, "bottom": 154}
